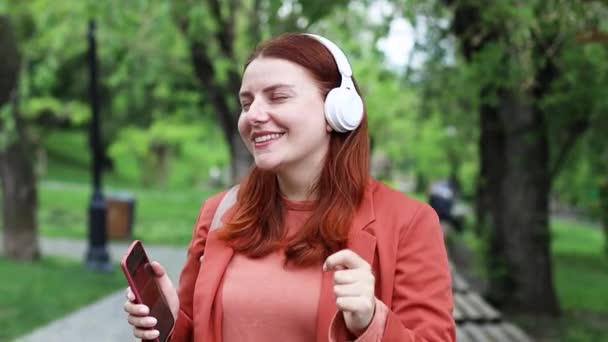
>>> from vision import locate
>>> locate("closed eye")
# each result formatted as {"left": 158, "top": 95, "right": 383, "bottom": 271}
{"left": 240, "top": 102, "right": 252, "bottom": 111}
{"left": 270, "top": 94, "right": 289, "bottom": 102}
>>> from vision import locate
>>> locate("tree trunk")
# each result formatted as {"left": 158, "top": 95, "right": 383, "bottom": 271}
{"left": 488, "top": 89, "right": 560, "bottom": 314}
{"left": 188, "top": 39, "right": 252, "bottom": 186}
{"left": 448, "top": 1, "right": 560, "bottom": 315}
{"left": 0, "top": 15, "right": 40, "bottom": 261}
{"left": 475, "top": 97, "right": 504, "bottom": 238}
{"left": 0, "top": 122, "right": 40, "bottom": 261}
{"left": 477, "top": 99, "right": 509, "bottom": 303}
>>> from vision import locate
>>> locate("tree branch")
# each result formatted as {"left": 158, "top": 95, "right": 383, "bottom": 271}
{"left": 0, "top": 16, "right": 20, "bottom": 106}
{"left": 206, "top": 0, "right": 235, "bottom": 58}
{"left": 189, "top": 41, "right": 236, "bottom": 142}
{"left": 249, "top": 0, "right": 263, "bottom": 47}
{"left": 577, "top": 28, "right": 608, "bottom": 45}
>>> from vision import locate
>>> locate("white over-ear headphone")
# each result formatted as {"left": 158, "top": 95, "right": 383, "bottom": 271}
{"left": 305, "top": 34, "right": 364, "bottom": 133}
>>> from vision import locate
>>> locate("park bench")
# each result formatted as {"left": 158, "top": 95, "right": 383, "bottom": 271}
{"left": 452, "top": 265, "right": 534, "bottom": 342}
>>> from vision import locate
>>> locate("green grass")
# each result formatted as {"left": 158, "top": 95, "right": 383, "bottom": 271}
{"left": 528, "top": 219, "right": 608, "bottom": 341}
{"left": 43, "top": 131, "right": 137, "bottom": 188}
{"left": 457, "top": 218, "right": 608, "bottom": 342}
{"left": 39, "top": 181, "right": 215, "bottom": 245}
{"left": 552, "top": 219, "right": 607, "bottom": 314}
{"left": 0, "top": 256, "right": 124, "bottom": 341}
{"left": 35, "top": 130, "right": 222, "bottom": 245}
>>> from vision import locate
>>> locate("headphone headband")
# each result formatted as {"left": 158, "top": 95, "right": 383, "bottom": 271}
{"left": 304, "top": 33, "right": 354, "bottom": 78}
{"left": 304, "top": 33, "right": 364, "bottom": 133}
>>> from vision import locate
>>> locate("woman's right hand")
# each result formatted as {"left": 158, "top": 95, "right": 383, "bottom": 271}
{"left": 123, "top": 261, "right": 179, "bottom": 340}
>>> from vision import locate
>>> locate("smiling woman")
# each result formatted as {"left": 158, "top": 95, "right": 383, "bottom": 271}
{"left": 122, "top": 32, "right": 455, "bottom": 342}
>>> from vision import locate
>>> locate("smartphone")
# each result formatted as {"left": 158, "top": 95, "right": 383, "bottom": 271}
{"left": 121, "top": 240, "right": 175, "bottom": 342}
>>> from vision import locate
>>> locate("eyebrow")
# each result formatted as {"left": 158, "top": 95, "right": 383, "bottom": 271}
{"left": 239, "top": 83, "right": 295, "bottom": 99}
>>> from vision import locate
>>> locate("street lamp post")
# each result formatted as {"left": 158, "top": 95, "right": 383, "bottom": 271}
{"left": 85, "top": 19, "right": 111, "bottom": 272}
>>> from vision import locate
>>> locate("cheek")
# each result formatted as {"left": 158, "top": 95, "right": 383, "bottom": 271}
{"left": 237, "top": 115, "right": 249, "bottom": 139}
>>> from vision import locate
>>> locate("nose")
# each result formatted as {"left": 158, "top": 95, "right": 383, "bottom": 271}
{"left": 245, "top": 99, "right": 270, "bottom": 125}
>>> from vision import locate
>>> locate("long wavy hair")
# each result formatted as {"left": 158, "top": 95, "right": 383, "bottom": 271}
{"left": 218, "top": 33, "right": 370, "bottom": 266}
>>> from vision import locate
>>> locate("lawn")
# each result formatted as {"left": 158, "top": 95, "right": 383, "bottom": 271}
{"left": 32, "top": 130, "right": 220, "bottom": 245}
{"left": 39, "top": 181, "right": 215, "bottom": 245}
{"left": 459, "top": 218, "right": 608, "bottom": 342}
{"left": 0, "top": 256, "right": 125, "bottom": 341}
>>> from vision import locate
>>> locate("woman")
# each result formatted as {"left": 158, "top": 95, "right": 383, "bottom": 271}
{"left": 124, "top": 32, "right": 455, "bottom": 342}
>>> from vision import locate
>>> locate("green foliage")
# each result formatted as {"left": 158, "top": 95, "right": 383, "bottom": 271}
{"left": 108, "top": 120, "right": 228, "bottom": 188}
{"left": 410, "top": 0, "right": 608, "bottom": 210}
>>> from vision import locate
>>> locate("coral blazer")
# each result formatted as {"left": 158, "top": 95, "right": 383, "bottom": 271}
{"left": 169, "top": 179, "right": 455, "bottom": 341}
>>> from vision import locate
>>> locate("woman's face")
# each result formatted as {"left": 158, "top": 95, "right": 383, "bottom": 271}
{"left": 238, "top": 57, "right": 331, "bottom": 173}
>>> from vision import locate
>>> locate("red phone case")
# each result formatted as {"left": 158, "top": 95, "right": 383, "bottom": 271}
{"left": 121, "top": 240, "right": 175, "bottom": 342}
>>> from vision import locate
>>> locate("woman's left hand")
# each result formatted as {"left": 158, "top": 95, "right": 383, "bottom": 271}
{"left": 324, "top": 249, "right": 376, "bottom": 336}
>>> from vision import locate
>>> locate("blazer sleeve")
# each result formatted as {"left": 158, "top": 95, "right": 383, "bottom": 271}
{"left": 383, "top": 203, "right": 456, "bottom": 341}
{"left": 169, "top": 193, "right": 225, "bottom": 342}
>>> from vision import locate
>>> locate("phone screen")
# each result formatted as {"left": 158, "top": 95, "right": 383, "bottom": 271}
{"left": 123, "top": 241, "right": 174, "bottom": 342}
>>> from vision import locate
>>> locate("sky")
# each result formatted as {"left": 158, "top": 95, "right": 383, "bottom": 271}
{"left": 365, "top": 0, "right": 422, "bottom": 70}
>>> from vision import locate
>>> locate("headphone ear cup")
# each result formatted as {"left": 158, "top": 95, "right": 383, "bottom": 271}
{"left": 324, "top": 87, "right": 363, "bottom": 132}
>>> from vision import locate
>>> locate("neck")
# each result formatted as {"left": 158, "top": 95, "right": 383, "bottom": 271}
{"left": 276, "top": 153, "right": 327, "bottom": 201}
{"left": 276, "top": 168, "right": 320, "bottom": 201}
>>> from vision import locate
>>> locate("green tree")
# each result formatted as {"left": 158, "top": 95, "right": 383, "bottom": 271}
{"left": 409, "top": 0, "right": 608, "bottom": 314}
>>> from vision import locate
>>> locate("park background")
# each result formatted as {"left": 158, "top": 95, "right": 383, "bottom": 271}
{"left": 0, "top": 0, "right": 607, "bottom": 341}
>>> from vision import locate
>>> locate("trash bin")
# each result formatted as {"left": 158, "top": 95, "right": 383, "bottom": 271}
{"left": 106, "top": 192, "right": 136, "bottom": 240}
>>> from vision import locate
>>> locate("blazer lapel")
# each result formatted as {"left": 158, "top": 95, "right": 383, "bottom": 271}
{"left": 193, "top": 209, "right": 235, "bottom": 342}
{"left": 316, "top": 182, "right": 378, "bottom": 342}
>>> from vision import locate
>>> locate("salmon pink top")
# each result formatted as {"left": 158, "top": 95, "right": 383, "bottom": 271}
{"left": 221, "top": 199, "right": 388, "bottom": 342}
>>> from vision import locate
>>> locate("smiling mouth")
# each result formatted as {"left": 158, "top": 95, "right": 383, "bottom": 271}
{"left": 253, "top": 133, "right": 285, "bottom": 144}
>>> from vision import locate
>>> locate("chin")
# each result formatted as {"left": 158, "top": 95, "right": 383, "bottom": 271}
{"left": 253, "top": 156, "right": 281, "bottom": 171}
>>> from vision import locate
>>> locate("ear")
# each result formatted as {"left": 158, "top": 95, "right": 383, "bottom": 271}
{"left": 326, "top": 123, "right": 333, "bottom": 133}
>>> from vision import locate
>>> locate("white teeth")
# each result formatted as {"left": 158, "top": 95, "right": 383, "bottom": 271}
{"left": 254, "top": 133, "right": 283, "bottom": 143}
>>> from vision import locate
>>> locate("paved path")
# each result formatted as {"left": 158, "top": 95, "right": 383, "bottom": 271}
{"left": 8, "top": 237, "right": 187, "bottom": 342}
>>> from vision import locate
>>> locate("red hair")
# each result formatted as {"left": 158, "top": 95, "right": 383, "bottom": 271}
{"left": 218, "top": 33, "right": 370, "bottom": 266}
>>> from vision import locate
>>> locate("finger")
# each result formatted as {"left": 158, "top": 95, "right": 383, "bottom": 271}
{"left": 333, "top": 269, "right": 356, "bottom": 285}
{"left": 336, "top": 296, "right": 374, "bottom": 313}
{"left": 124, "top": 302, "right": 149, "bottom": 316}
{"left": 125, "top": 287, "right": 135, "bottom": 301}
{"left": 334, "top": 283, "right": 369, "bottom": 297}
{"left": 127, "top": 315, "right": 157, "bottom": 329}
{"left": 333, "top": 269, "right": 374, "bottom": 285}
{"left": 148, "top": 261, "right": 167, "bottom": 277}
{"left": 149, "top": 262, "right": 176, "bottom": 300}
{"left": 133, "top": 328, "right": 160, "bottom": 340}
{"left": 324, "top": 249, "right": 369, "bottom": 271}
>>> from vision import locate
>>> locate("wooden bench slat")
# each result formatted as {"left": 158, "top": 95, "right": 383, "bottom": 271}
{"left": 501, "top": 322, "right": 534, "bottom": 342}
{"left": 466, "top": 292, "right": 502, "bottom": 321}
{"left": 452, "top": 270, "right": 471, "bottom": 293}
{"left": 450, "top": 263, "right": 534, "bottom": 341}
{"left": 462, "top": 323, "right": 492, "bottom": 341}
{"left": 455, "top": 292, "right": 484, "bottom": 321}
{"left": 456, "top": 325, "right": 474, "bottom": 342}
{"left": 483, "top": 324, "right": 516, "bottom": 342}
{"left": 453, "top": 300, "right": 465, "bottom": 322}
{"left": 456, "top": 324, "right": 471, "bottom": 342}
